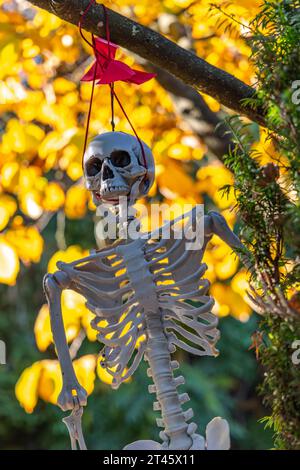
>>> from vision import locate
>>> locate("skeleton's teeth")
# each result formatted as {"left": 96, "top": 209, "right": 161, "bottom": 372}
{"left": 101, "top": 186, "right": 128, "bottom": 196}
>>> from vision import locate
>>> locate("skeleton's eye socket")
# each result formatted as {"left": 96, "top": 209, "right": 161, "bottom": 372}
{"left": 110, "top": 150, "right": 130, "bottom": 168}
{"left": 85, "top": 157, "right": 102, "bottom": 176}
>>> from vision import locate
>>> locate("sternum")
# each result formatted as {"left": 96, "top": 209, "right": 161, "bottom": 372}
{"left": 145, "top": 310, "right": 193, "bottom": 450}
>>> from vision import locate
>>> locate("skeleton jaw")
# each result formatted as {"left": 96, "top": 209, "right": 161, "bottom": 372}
{"left": 93, "top": 184, "right": 130, "bottom": 205}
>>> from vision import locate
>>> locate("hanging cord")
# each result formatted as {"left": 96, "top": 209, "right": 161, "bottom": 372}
{"left": 110, "top": 83, "right": 115, "bottom": 131}
{"left": 79, "top": 0, "right": 100, "bottom": 167}
{"left": 102, "top": 3, "right": 115, "bottom": 131}
{"left": 112, "top": 87, "right": 147, "bottom": 168}
{"left": 79, "top": 1, "right": 148, "bottom": 171}
{"left": 82, "top": 53, "right": 98, "bottom": 168}
{"left": 101, "top": 4, "right": 146, "bottom": 167}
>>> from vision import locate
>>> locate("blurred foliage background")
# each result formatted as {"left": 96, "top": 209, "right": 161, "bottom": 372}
{"left": 0, "top": 0, "right": 277, "bottom": 449}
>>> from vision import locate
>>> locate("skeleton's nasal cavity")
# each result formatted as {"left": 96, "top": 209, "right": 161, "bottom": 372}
{"left": 103, "top": 164, "right": 114, "bottom": 180}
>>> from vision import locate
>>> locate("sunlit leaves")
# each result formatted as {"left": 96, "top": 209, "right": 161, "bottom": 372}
{"left": 38, "top": 360, "right": 62, "bottom": 405}
{"left": 64, "top": 186, "right": 89, "bottom": 219}
{"left": 0, "top": 41, "right": 19, "bottom": 81}
{"left": 47, "top": 245, "right": 89, "bottom": 273}
{"left": 15, "top": 351, "right": 131, "bottom": 412}
{"left": 0, "top": 195, "right": 17, "bottom": 230}
{"left": 38, "top": 129, "right": 77, "bottom": 159}
{"left": 34, "top": 304, "right": 53, "bottom": 352}
{"left": 97, "top": 354, "right": 131, "bottom": 386}
{"left": 0, "top": 238, "right": 20, "bottom": 285}
{"left": 15, "top": 356, "right": 97, "bottom": 413}
{"left": 34, "top": 246, "right": 95, "bottom": 352}
{"left": 211, "top": 281, "right": 251, "bottom": 322}
{"left": 5, "top": 225, "right": 44, "bottom": 263}
{"left": 43, "top": 182, "right": 65, "bottom": 212}
{"left": 1, "top": 162, "right": 20, "bottom": 191}
{"left": 74, "top": 355, "right": 97, "bottom": 396}
{"left": 15, "top": 362, "right": 42, "bottom": 414}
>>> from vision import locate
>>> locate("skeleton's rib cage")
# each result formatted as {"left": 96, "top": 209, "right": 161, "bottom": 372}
{"left": 56, "top": 208, "right": 218, "bottom": 387}
{"left": 45, "top": 204, "right": 244, "bottom": 448}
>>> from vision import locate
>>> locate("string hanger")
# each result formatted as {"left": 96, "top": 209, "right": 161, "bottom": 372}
{"left": 78, "top": 1, "right": 156, "bottom": 169}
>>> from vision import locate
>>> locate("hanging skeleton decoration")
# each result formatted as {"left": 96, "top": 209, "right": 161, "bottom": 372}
{"left": 44, "top": 131, "right": 247, "bottom": 450}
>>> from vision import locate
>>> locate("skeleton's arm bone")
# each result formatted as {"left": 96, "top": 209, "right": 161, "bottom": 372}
{"left": 43, "top": 272, "right": 87, "bottom": 411}
{"left": 204, "top": 211, "right": 253, "bottom": 270}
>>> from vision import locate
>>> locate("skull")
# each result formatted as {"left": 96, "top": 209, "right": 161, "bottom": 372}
{"left": 83, "top": 132, "right": 155, "bottom": 206}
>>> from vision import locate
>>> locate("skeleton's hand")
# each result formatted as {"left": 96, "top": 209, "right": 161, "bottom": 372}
{"left": 208, "top": 210, "right": 230, "bottom": 232}
{"left": 58, "top": 383, "right": 87, "bottom": 411}
{"left": 207, "top": 211, "right": 245, "bottom": 252}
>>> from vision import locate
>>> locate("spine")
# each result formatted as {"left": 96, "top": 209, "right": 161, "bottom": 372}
{"left": 144, "top": 310, "right": 194, "bottom": 450}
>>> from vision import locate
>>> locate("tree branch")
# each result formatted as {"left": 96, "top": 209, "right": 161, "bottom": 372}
{"left": 28, "top": 0, "right": 266, "bottom": 127}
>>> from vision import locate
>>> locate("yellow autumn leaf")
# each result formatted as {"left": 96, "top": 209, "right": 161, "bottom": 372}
{"left": 0, "top": 194, "right": 17, "bottom": 219}
{"left": 53, "top": 77, "right": 76, "bottom": 94}
{"left": 202, "top": 93, "right": 221, "bottom": 113}
{"left": 38, "top": 360, "right": 62, "bottom": 405}
{"left": 5, "top": 226, "right": 44, "bottom": 264}
{"left": 35, "top": 289, "right": 90, "bottom": 353}
{"left": 73, "top": 355, "right": 97, "bottom": 396}
{"left": 211, "top": 238, "right": 231, "bottom": 261}
{"left": 1, "top": 162, "right": 20, "bottom": 192}
{"left": 42, "top": 182, "right": 65, "bottom": 212}
{"left": 215, "top": 252, "right": 239, "bottom": 280}
{"left": 132, "top": 106, "right": 152, "bottom": 126}
{"left": 15, "top": 362, "right": 43, "bottom": 414}
{"left": 231, "top": 269, "right": 251, "bottom": 299}
{"left": 157, "top": 161, "right": 196, "bottom": 198}
{"left": 97, "top": 354, "right": 131, "bottom": 386}
{"left": 1, "top": 119, "right": 44, "bottom": 156}
{"left": 67, "top": 161, "right": 82, "bottom": 181}
{"left": 47, "top": 245, "right": 89, "bottom": 273}
{"left": 211, "top": 283, "right": 251, "bottom": 322}
{"left": 213, "top": 186, "right": 236, "bottom": 209}
{"left": 135, "top": 334, "right": 147, "bottom": 349}
{"left": 96, "top": 355, "right": 115, "bottom": 386}
{"left": 168, "top": 143, "right": 191, "bottom": 161}
{"left": 0, "top": 238, "right": 20, "bottom": 285}
{"left": 81, "top": 309, "right": 98, "bottom": 342}
{"left": 39, "top": 129, "right": 77, "bottom": 159}
{"left": 65, "top": 185, "right": 88, "bottom": 219}
{"left": 0, "top": 206, "right": 10, "bottom": 231}
{"left": 202, "top": 250, "right": 217, "bottom": 284}
{"left": 0, "top": 42, "right": 19, "bottom": 80}
{"left": 20, "top": 190, "right": 43, "bottom": 219}
{"left": 34, "top": 304, "right": 53, "bottom": 352}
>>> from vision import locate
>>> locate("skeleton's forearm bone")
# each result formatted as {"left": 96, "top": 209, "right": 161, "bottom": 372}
{"left": 205, "top": 211, "right": 252, "bottom": 271}
{"left": 43, "top": 272, "right": 87, "bottom": 411}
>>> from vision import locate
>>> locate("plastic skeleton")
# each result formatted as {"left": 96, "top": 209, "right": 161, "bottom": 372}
{"left": 44, "top": 132, "right": 246, "bottom": 450}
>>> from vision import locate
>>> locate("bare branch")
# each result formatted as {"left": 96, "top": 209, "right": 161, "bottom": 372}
{"left": 28, "top": 0, "right": 266, "bottom": 127}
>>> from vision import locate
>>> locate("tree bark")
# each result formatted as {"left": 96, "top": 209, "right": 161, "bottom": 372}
{"left": 28, "top": 0, "right": 266, "bottom": 127}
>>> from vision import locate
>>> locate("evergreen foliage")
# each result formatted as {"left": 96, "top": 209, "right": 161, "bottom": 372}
{"left": 221, "top": 0, "right": 300, "bottom": 449}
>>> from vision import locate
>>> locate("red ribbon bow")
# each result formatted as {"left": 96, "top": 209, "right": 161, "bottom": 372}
{"left": 80, "top": 37, "right": 155, "bottom": 85}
